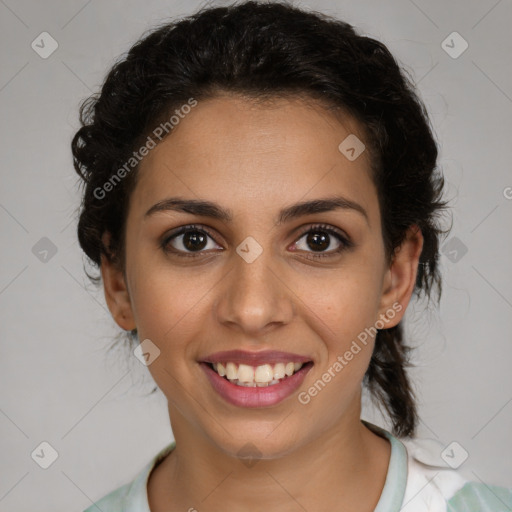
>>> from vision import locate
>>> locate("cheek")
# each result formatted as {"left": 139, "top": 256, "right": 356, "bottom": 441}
{"left": 126, "top": 259, "right": 206, "bottom": 348}
{"left": 127, "top": 270, "right": 207, "bottom": 396}
{"left": 302, "top": 261, "right": 384, "bottom": 344}
{"left": 296, "top": 250, "right": 384, "bottom": 387}
{"left": 297, "top": 277, "right": 380, "bottom": 419}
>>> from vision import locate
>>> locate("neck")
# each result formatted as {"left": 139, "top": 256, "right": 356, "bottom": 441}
{"left": 148, "top": 402, "right": 391, "bottom": 512}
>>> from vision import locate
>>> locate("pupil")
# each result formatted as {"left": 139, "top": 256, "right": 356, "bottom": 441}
{"left": 184, "top": 231, "right": 207, "bottom": 251}
{"left": 307, "top": 231, "right": 329, "bottom": 251}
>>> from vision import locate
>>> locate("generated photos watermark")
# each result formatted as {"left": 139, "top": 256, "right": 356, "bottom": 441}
{"left": 298, "top": 301, "right": 403, "bottom": 405}
{"left": 93, "top": 97, "right": 198, "bottom": 200}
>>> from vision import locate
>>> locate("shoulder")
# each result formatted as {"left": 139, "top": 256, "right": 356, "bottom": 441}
{"left": 83, "top": 441, "right": 176, "bottom": 512}
{"left": 83, "top": 481, "right": 132, "bottom": 512}
{"left": 446, "top": 481, "right": 512, "bottom": 511}
{"left": 400, "top": 437, "right": 512, "bottom": 512}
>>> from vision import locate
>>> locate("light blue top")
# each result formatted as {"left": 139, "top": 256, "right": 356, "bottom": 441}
{"left": 84, "top": 423, "right": 512, "bottom": 511}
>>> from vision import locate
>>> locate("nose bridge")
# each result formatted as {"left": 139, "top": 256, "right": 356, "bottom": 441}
{"left": 215, "top": 235, "right": 293, "bottom": 333}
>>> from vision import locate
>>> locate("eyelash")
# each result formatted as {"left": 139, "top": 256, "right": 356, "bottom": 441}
{"left": 160, "top": 223, "right": 353, "bottom": 260}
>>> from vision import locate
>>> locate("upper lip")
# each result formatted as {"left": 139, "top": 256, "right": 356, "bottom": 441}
{"left": 200, "top": 350, "right": 312, "bottom": 366}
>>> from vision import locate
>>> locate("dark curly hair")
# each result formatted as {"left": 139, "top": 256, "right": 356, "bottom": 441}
{"left": 71, "top": 0, "right": 448, "bottom": 437}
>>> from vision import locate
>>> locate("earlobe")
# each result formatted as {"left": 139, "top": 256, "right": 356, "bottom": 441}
{"left": 378, "top": 225, "right": 424, "bottom": 328}
{"left": 100, "top": 232, "right": 136, "bottom": 332}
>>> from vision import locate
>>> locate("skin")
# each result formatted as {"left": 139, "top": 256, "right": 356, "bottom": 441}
{"left": 101, "top": 94, "right": 423, "bottom": 511}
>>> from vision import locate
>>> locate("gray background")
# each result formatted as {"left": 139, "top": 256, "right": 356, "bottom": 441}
{"left": 1, "top": 0, "right": 511, "bottom": 510}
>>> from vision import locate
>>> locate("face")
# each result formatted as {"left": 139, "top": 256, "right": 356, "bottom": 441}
{"left": 102, "top": 95, "right": 421, "bottom": 458}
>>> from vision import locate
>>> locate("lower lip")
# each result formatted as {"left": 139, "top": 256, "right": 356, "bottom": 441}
{"left": 200, "top": 362, "right": 313, "bottom": 408}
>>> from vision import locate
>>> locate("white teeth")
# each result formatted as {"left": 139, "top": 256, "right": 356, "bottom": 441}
{"left": 226, "top": 362, "right": 237, "bottom": 380}
{"left": 254, "top": 364, "right": 273, "bottom": 383}
{"left": 217, "top": 362, "right": 226, "bottom": 377}
{"left": 210, "top": 360, "right": 307, "bottom": 385}
{"left": 237, "top": 364, "right": 254, "bottom": 383}
{"left": 273, "top": 363, "right": 285, "bottom": 380}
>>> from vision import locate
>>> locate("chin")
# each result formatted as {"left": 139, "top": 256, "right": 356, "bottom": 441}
{"left": 210, "top": 426, "right": 304, "bottom": 462}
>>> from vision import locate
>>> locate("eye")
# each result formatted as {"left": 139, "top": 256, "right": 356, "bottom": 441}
{"left": 161, "top": 223, "right": 353, "bottom": 260}
{"left": 161, "top": 224, "right": 222, "bottom": 257}
{"left": 292, "top": 224, "right": 353, "bottom": 259}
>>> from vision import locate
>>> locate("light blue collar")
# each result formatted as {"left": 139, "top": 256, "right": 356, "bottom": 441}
{"left": 363, "top": 421, "right": 408, "bottom": 512}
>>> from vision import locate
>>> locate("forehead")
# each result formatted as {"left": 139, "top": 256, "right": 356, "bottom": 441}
{"left": 131, "top": 95, "right": 378, "bottom": 224}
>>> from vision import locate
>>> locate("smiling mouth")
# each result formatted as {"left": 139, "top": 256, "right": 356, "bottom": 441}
{"left": 205, "top": 361, "right": 314, "bottom": 387}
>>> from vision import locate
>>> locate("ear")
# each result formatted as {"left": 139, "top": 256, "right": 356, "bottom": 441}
{"left": 100, "top": 231, "right": 136, "bottom": 331}
{"left": 378, "top": 225, "right": 424, "bottom": 328}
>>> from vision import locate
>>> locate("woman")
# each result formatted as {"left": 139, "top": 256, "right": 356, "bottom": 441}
{"left": 72, "top": 2, "right": 511, "bottom": 510}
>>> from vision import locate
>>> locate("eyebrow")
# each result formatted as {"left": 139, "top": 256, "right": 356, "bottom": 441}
{"left": 144, "top": 195, "right": 369, "bottom": 225}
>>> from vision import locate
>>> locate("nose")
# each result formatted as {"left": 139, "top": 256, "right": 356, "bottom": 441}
{"left": 214, "top": 245, "right": 295, "bottom": 337}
